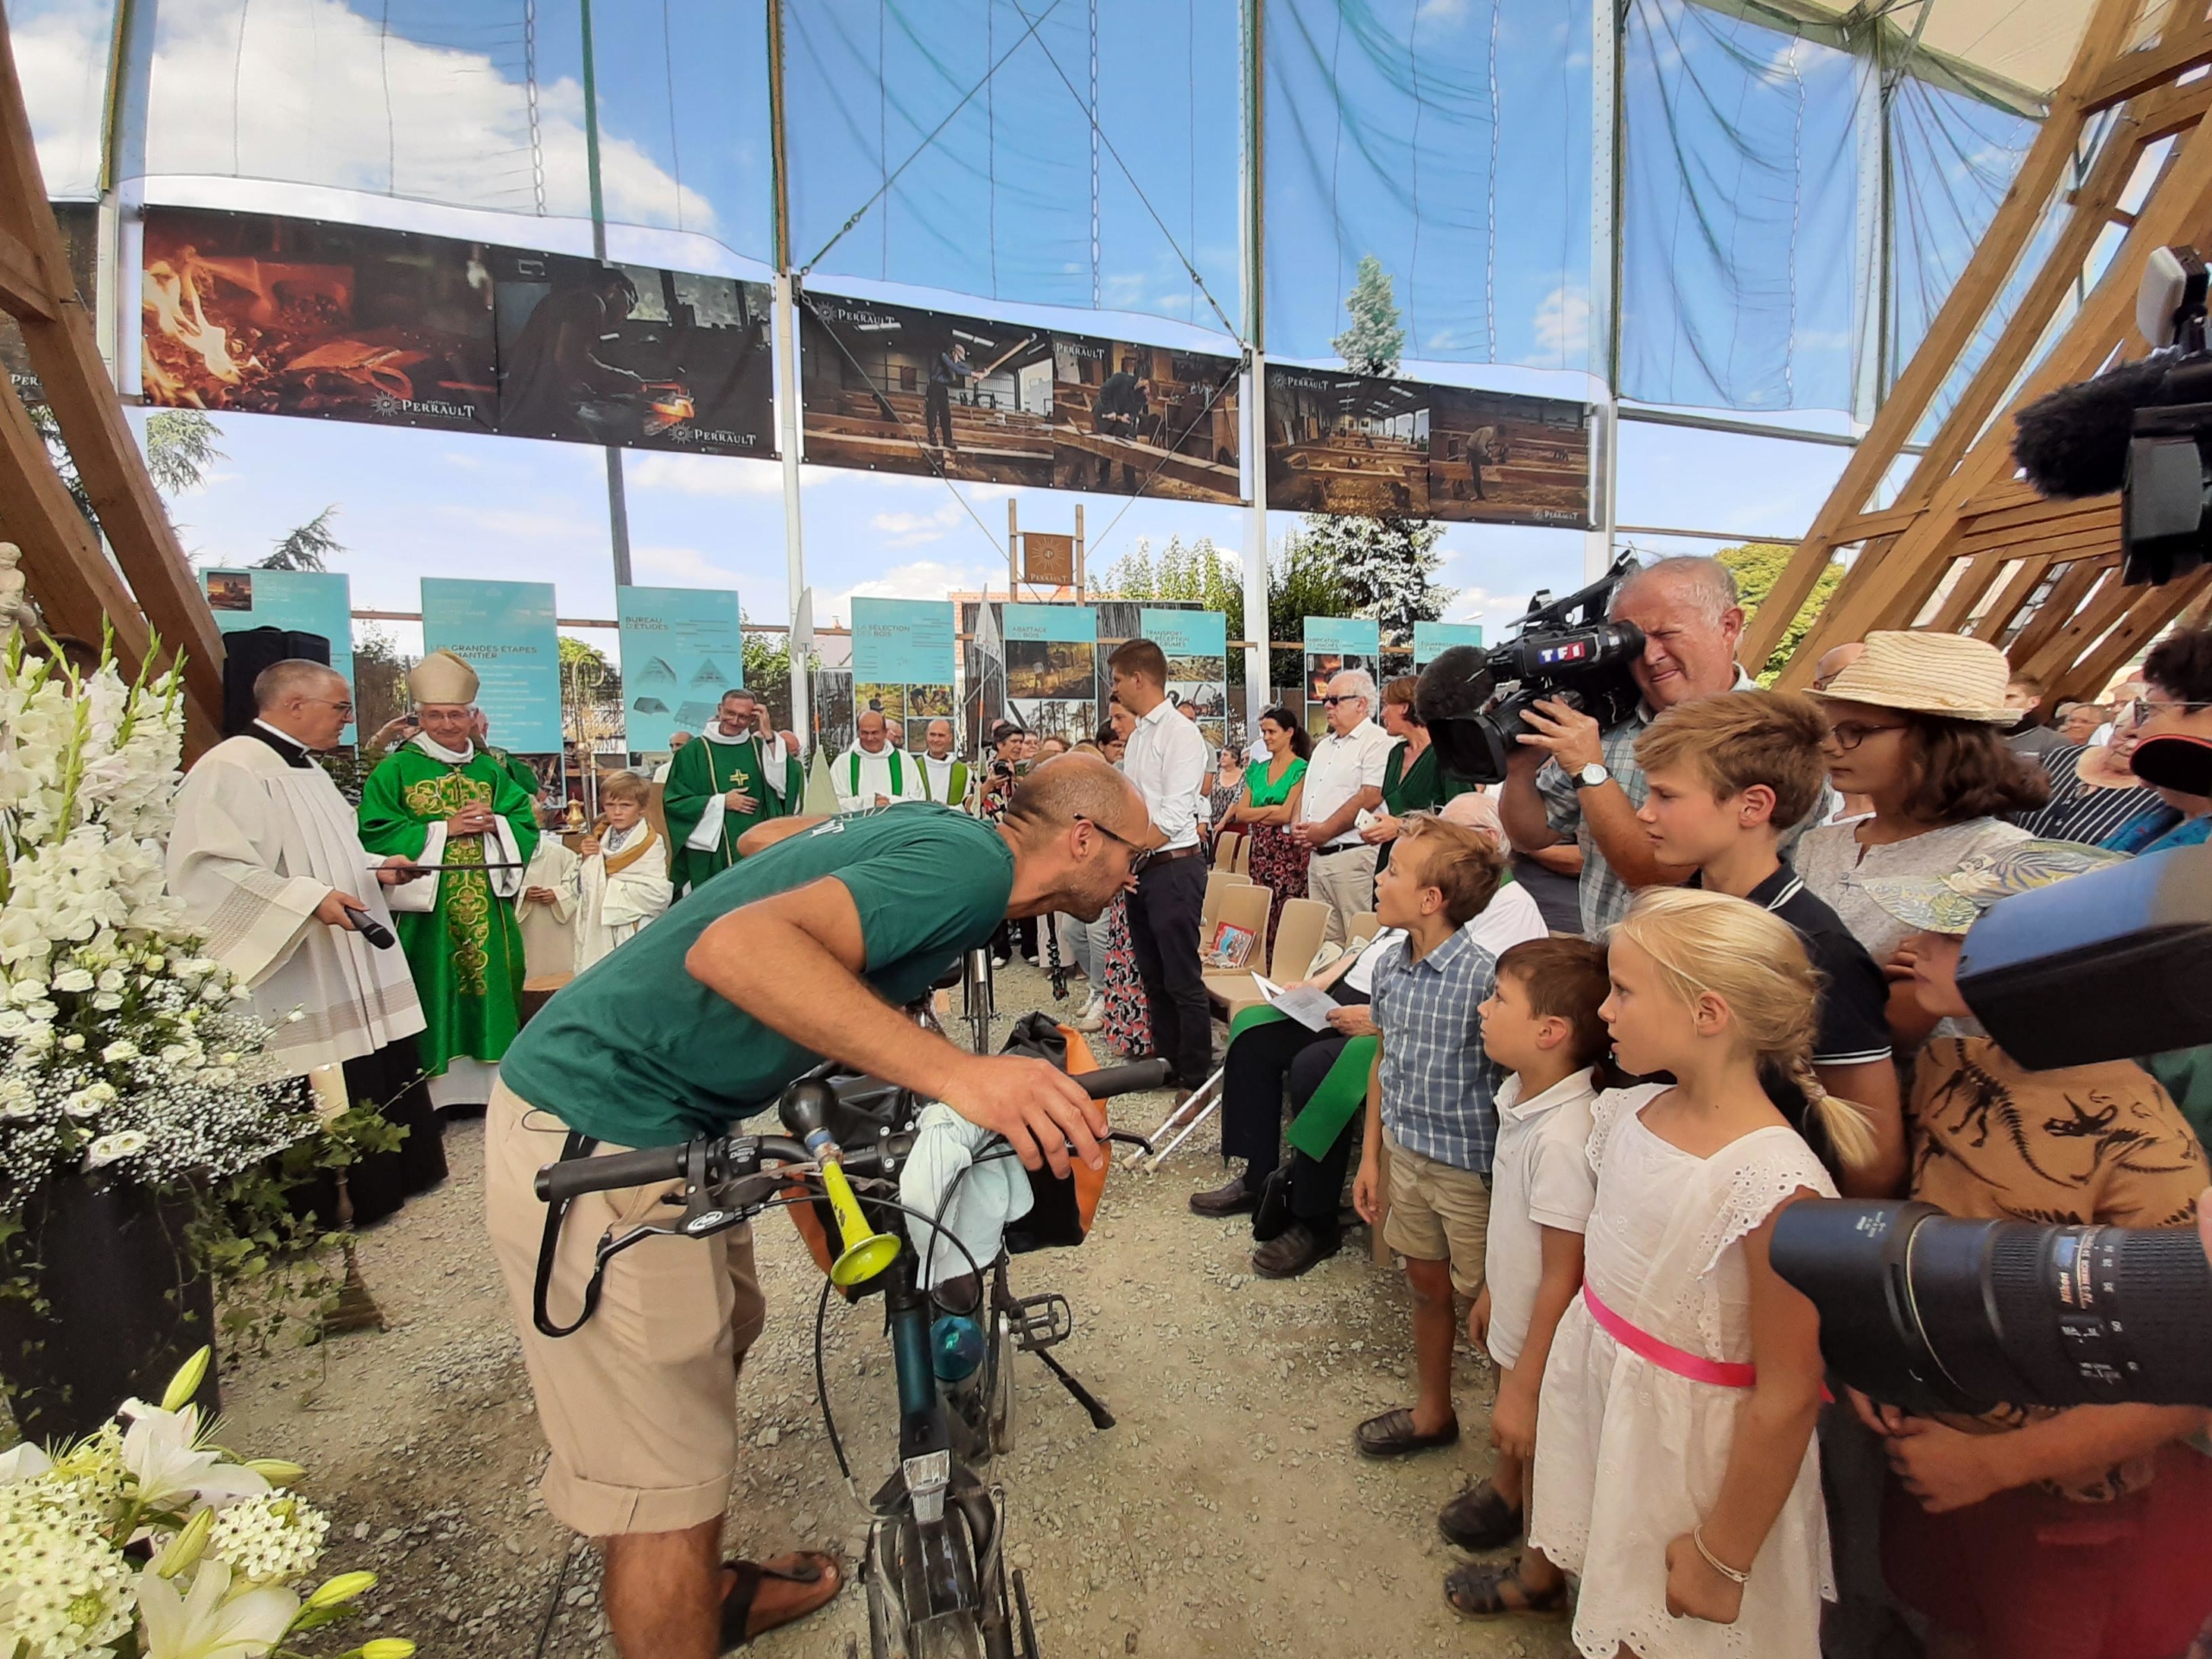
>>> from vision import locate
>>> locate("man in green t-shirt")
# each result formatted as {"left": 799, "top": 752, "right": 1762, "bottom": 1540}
{"left": 485, "top": 755, "right": 1147, "bottom": 1658}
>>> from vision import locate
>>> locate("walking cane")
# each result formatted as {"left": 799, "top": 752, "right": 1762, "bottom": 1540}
{"left": 1127, "top": 1063, "right": 1224, "bottom": 1173}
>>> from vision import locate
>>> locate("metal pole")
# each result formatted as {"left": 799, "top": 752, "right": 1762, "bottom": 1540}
{"left": 1240, "top": 0, "right": 1271, "bottom": 732}
{"left": 578, "top": 0, "right": 634, "bottom": 598}
{"left": 1074, "top": 502, "right": 1085, "bottom": 600}
{"left": 1586, "top": 0, "right": 1624, "bottom": 581}
{"left": 768, "top": 0, "right": 810, "bottom": 751}
{"left": 1008, "top": 498, "right": 1020, "bottom": 600}
{"left": 100, "top": 0, "right": 155, "bottom": 393}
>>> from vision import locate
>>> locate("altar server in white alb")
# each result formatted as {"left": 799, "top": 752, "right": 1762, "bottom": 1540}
{"left": 516, "top": 817, "right": 582, "bottom": 981}
{"left": 572, "top": 770, "right": 673, "bottom": 972}
{"left": 166, "top": 659, "right": 448, "bottom": 1221}
{"left": 833, "top": 709, "right": 929, "bottom": 813}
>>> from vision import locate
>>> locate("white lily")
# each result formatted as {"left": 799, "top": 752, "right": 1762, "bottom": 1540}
{"left": 134, "top": 1558, "right": 298, "bottom": 1659}
{"left": 118, "top": 1402, "right": 270, "bottom": 1511}
{"left": 0, "top": 1441, "right": 53, "bottom": 1483}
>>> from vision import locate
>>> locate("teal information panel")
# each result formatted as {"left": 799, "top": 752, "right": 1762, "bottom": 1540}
{"left": 617, "top": 586, "right": 746, "bottom": 753}
{"left": 1140, "top": 608, "right": 1226, "bottom": 658}
{"left": 1001, "top": 604, "right": 1096, "bottom": 644}
{"left": 1413, "top": 621, "right": 1485, "bottom": 665}
{"left": 1303, "top": 616, "right": 1380, "bottom": 656}
{"left": 202, "top": 568, "right": 355, "bottom": 741}
{"left": 852, "top": 598, "right": 957, "bottom": 683}
{"left": 1143, "top": 608, "right": 1231, "bottom": 750}
{"left": 420, "top": 578, "right": 563, "bottom": 753}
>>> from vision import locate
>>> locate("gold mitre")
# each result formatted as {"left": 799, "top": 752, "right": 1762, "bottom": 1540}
{"left": 407, "top": 648, "right": 480, "bottom": 706}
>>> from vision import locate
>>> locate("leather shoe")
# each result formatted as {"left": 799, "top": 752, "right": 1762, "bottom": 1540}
{"left": 1188, "top": 1176, "right": 1259, "bottom": 1218}
{"left": 1251, "top": 1221, "right": 1341, "bottom": 1279}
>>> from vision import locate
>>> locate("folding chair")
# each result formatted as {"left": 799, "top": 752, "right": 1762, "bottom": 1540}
{"left": 1201, "top": 868, "right": 1250, "bottom": 933}
{"left": 1127, "top": 884, "right": 1272, "bottom": 1168}
{"left": 1204, "top": 895, "right": 1331, "bottom": 1021}
{"left": 1346, "top": 911, "right": 1382, "bottom": 948}
{"left": 1211, "top": 830, "right": 1244, "bottom": 872}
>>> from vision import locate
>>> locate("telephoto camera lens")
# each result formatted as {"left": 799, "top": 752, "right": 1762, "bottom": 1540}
{"left": 1771, "top": 1200, "right": 2212, "bottom": 1412}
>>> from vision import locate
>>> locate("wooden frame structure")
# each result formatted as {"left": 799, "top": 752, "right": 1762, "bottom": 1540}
{"left": 0, "top": 6, "right": 222, "bottom": 748}
{"left": 1750, "top": 0, "right": 2212, "bottom": 701}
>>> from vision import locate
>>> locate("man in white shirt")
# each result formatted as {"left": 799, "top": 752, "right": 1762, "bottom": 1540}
{"left": 649, "top": 729, "right": 691, "bottom": 785}
{"left": 1109, "top": 638, "right": 1216, "bottom": 1090}
{"left": 1294, "top": 669, "right": 1395, "bottom": 942}
{"left": 833, "top": 710, "right": 928, "bottom": 813}
{"left": 916, "top": 718, "right": 970, "bottom": 808}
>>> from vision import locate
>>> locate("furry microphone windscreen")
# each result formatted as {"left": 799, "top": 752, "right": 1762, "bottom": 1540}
{"left": 2011, "top": 359, "right": 2175, "bottom": 499}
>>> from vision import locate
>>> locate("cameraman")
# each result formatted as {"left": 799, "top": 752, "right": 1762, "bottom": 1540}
{"left": 1499, "top": 556, "right": 1790, "bottom": 935}
{"left": 484, "top": 759, "right": 1143, "bottom": 1659}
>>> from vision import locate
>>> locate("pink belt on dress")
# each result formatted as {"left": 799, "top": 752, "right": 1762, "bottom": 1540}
{"left": 1581, "top": 1281, "right": 1757, "bottom": 1389}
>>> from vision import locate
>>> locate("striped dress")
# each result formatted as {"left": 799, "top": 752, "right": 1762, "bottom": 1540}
{"left": 2013, "top": 743, "right": 2181, "bottom": 849}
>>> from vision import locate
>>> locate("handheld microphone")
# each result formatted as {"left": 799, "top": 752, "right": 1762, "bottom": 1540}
{"left": 341, "top": 905, "right": 397, "bottom": 950}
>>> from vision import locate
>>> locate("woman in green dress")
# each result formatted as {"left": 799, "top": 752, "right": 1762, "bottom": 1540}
{"left": 1224, "top": 705, "right": 1311, "bottom": 948}
{"left": 1363, "top": 674, "right": 1474, "bottom": 874}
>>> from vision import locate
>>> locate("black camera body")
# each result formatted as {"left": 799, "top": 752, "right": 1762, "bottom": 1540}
{"left": 1416, "top": 554, "right": 1649, "bottom": 785}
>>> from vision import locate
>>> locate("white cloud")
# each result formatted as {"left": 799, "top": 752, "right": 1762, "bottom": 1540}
{"left": 17, "top": 3, "right": 109, "bottom": 195}
{"left": 818, "top": 559, "right": 996, "bottom": 627}
{"left": 139, "top": 0, "right": 710, "bottom": 231}
{"left": 432, "top": 503, "right": 601, "bottom": 542}
{"left": 1534, "top": 287, "right": 1592, "bottom": 359}
{"left": 632, "top": 543, "right": 753, "bottom": 587}
{"left": 627, "top": 452, "right": 785, "bottom": 497}
{"left": 1448, "top": 586, "right": 1535, "bottom": 632}
{"left": 868, "top": 503, "right": 969, "bottom": 549}
{"left": 1415, "top": 0, "right": 1472, "bottom": 22}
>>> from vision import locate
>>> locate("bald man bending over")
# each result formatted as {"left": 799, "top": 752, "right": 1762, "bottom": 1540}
{"left": 486, "top": 754, "right": 1150, "bottom": 1659}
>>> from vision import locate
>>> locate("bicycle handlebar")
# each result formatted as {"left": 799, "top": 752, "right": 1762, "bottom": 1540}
{"left": 535, "top": 1056, "right": 1173, "bottom": 1205}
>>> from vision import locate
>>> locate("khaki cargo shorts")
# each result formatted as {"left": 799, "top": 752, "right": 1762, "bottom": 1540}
{"left": 484, "top": 1079, "right": 767, "bottom": 1537}
{"left": 1380, "top": 1132, "right": 1491, "bottom": 1298}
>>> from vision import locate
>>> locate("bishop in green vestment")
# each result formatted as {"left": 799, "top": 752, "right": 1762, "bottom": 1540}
{"left": 358, "top": 651, "right": 541, "bottom": 1103}
{"left": 661, "top": 688, "right": 801, "bottom": 897}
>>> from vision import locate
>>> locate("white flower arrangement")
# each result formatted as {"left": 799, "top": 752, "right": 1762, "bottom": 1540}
{"left": 0, "top": 1347, "right": 413, "bottom": 1659}
{"left": 0, "top": 633, "right": 317, "bottom": 1195}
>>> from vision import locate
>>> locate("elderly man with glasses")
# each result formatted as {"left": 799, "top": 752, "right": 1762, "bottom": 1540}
{"left": 1294, "top": 669, "right": 1396, "bottom": 942}
{"left": 167, "top": 659, "right": 448, "bottom": 1220}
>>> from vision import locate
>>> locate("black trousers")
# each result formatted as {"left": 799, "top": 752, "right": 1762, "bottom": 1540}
{"left": 925, "top": 382, "right": 956, "bottom": 448}
{"left": 288, "top": 1037, "right": 448, "bottom": 1230}
{"left": 1218, "top": 1017, "right": 1363, "bottom": 1224}
{"left": 1125, "top": 852, "right": 1211, "bottom": 1087}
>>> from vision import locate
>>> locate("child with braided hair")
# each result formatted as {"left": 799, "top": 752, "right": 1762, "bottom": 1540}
{"left": 1528, "top": 887, "right": 1872, "bottom": 1658}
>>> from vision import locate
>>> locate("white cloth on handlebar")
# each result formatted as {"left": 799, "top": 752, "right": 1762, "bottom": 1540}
{"left": 899, "top": 1103, "right": 1034, "bottom": 1290}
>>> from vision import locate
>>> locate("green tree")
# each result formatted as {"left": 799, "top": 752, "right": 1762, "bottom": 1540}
{"left": 1268, "top": 531, "right": 1351, "bottom": 691}
{"left": 1332, "top": 254, "right": 1406, "bottom": 377}
{"left": 33, "top": 405, "right": 224, "bottom": 519}
{"left": 1717, "top": 542, "right": 1842, "bottom": 683}
{"left": 1101, "top": 535, "right": 1249, "bottom": 682}
{"left": 258, "top": 505, "right": 341, "bottom": 571}
{"left": 350, "top": 626, "right": 412, "bottom": 747}
{"left": 1293, "top": 512, "right": 1453, "bottom": 642}
{"left": 741, "top": 609, "right": 807, "bottom": 732}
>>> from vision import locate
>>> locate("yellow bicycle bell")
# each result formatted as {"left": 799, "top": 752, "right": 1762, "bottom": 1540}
{"left": 820, "top": 1154, "right": 901, "bottom": 1287}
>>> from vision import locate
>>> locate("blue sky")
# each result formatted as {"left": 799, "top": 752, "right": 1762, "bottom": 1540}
{"left": 22, "top": 0, "right": 2010, "bottom": 661}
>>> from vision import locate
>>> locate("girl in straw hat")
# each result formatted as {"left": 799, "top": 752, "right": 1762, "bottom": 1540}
{"left": 1793, "top": 632, "right": 2049, "bottom": 1023}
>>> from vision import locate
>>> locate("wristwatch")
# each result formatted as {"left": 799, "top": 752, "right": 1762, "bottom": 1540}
{"left": 1572, "top": 761, "right": 1611, "bottom": 791}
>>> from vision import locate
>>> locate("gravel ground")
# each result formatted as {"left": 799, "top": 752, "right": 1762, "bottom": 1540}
{"left": 219, "top": 963, "right": 1579, "bottom": 1658}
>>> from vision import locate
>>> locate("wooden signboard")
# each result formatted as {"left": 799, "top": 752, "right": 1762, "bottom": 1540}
{"left": 1023, "top": 532, "right": 1076, "bottom": 586}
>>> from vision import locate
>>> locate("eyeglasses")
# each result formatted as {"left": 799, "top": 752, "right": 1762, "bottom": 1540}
{"left": 1076, "top": 815, "right": 1151, "bottom": 873}
{"left": 1821, "top": 719, "right": 1908, "bottom": 752}
{"left": 1319, "top": 695, "right": 1363, "bottom": 708}
{"left": 2126, "top": 696, "right": 2212, "bottom": 727}
{"left": 303, "top": 697, "right": 354, "bottom": 718}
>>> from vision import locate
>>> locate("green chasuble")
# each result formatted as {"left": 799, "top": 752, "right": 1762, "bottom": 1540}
{"left": 918, "top": 757, "right": 969, "bottom": 806}
{"left": 1376, "top": 740, "right": 1476, "bottom": 874}
{"left": 485, "top": 745, "right": 543, "bottom": 803}
{"left": 662, "top": 731, "right": 801, "bottom": 897}
{"left": 358, "top": 741, "right": 540, "bottom": 1077}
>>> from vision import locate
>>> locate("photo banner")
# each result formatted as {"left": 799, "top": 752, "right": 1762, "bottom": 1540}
{"left": 616, "top": 586, "right": 745, "bottom": 753}
{"left": 201, "top": 568, "right": 355, "bottom": 742}
{"left": 490, "top": 251, "right": 774, "bottom": 455}
{"left": 3, "top": 204, "right": 95, "bottom": 406}
{"left": 851, "top": 598, "right": 959, "bottom": 750}
{"left": 1304, "top": 616, "right": 1381, "bottom": 736}
{"left": 1265, "top": 365, "right": 1592, "bottom": 528}
{"left": 800, "top": 291, "right": 1243, "bottom": 503}
{"left": 1413, "top": 621, "right": 1487, "bottom": 666}
{"left": 420, "top": 578, "right": 563, "bottom": 753}
{"left": 1142, "top": 607, "right": 1230, "bottom": 753}
{"left": 142, "top": 207, "right": 497, "bottom": 431}
{"left": 1001, "top": 605, "right": 1098, "bottom": 743}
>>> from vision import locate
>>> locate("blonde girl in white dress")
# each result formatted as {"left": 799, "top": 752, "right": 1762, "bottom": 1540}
{"left": 1529, "top": 887, "right": 1878, "bottom": 1659}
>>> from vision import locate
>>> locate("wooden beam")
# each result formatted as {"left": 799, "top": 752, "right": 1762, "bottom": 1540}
{"left": 2018, "top": 564, "right": 2144, "bottom": 683}
{"left": 1974, "top": 556, "right": 2056, "bottom": 640}
{"left": 2051, "top": 568, "right": 2212, "bottom": 701}
{"left": 1927, "top": 553, "right": 2005, "bottom": 632}
{"left": 0, "top": 220, "right": 51, "bottom": 321}
{"left": 2082, "top": 13, "right": 2212, "bottom": 112}
{"left": 1738, "top": 0, "right": 2150, "bottom": 668}
{"left": 2008, "top": 559, "right": 2113, "bottom": 665}
{"left": 0, "top": 6, "right": 225, "bottom": 738}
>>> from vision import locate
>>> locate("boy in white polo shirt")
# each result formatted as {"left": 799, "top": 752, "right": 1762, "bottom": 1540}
{"left": 1440, "top": 935, "right": 1611, "bottom": 1620}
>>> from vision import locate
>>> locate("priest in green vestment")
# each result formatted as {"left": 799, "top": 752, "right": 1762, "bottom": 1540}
{"left": 359, "top": 650, "right": 541, "bottom": 1109}
{"left": 915, "top": 717, "right": 971, "bottom": 809}
{"left": 661, "top": 688, "right": 801, "bottom": 897}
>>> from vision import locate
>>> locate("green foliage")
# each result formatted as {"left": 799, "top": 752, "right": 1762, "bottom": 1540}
{"left": 1718, "top": 542, "right": 1842, "bottom": 683}
{"left": 349, "top": 626, "right": 411, "bottom": 751}
{"left": 1100, "top": 536, "right": 1247, "bottom": 681}
{"left": 141, "top": 410, "right": 226, "bottom": 496}
{"left": 1287, "top": 513, "right": 1453, "bottom": 642}
{"left": 741, "top": 609, "right": 806, "bottom": 731}
{"left": 1333, "top": 254, "right": 1406, "bottom": 377}
{"left": 258, "top": 505, "right": 341, "bottom": 572}
{"left": 1269, "top": 531, "right": 1352, "bottom": 689}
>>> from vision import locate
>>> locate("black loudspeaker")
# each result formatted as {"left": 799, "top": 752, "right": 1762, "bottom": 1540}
{"left": 1958, "top": 843, "right": 2212, "bottom": 1070}
{"left": 219, "top": 626, "right": 331, "bottom": 737}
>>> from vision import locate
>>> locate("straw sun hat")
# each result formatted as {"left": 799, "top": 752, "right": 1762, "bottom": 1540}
{"left": 1804, "top": 630, "right": 2017, "bottom": 724}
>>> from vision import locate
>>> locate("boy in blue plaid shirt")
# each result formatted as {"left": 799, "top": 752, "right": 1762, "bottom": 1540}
{"left": 1349, "top": 812, "right": 1507, "bottom": 1459}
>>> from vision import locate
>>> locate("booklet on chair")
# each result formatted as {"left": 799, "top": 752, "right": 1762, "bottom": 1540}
{"left": 1202, "top": 920, "right": 1257, "bottom": 971}
{"left": 1251, "top": 974, "right": 1338, "bottom": 1033}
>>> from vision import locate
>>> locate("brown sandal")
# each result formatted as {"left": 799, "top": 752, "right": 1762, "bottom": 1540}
{"left": 720, "top": 1550, "right": 843, "bottom": 1649}
{"left": 1444, "top": 1558, "right": 1569, "bottom": 1619}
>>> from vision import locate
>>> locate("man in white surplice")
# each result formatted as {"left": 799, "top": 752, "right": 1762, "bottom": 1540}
{"left": 833, "top": 709, "right": 928, "bottom": 814}
{"left": 166, "top": 659, "right": 449, "bottom": 1216}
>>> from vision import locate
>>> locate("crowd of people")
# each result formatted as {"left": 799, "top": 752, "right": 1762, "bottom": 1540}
{"left": 150, "top": 551, "right": 2212, "bottom": 1659}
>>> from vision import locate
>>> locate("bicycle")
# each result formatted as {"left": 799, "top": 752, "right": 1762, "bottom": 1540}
{"left": 533, "top": 1048, "right": 1170, "bottom": 1659}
